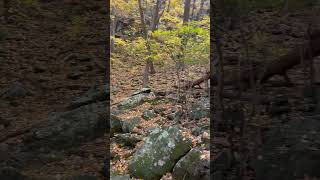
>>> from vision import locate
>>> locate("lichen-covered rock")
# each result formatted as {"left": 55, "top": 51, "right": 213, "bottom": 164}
{"left": 111, "top": 114, "right": 123, "bottom": 136}
{"left": 117, "top": 89, "right": 154, "bottom": 110}
{"left": 128, "top": 126, "right": 192, "bottom": 180}
{"left": 190, "top": 97, "right": 209, "bottom": 120}
{"left": 172, "top": 147, "right": 210, "bottom": 180}
{"left": 121, "top": 117, "right": 141, "bottom": 133}
{"left": 142, "top": 110, "right": 156, "bottom": 120}
{"left": 154, "top": 108, "right": 165, "bottom": 114}
{"left": 114, "top": 133, "right": 143, "bottom": 146}
{"left": 167, "top": 110, "right": 183, "bottom": 122}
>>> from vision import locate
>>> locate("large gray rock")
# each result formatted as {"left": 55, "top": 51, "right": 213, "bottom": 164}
{"left": 128, "top": 126, "right": 192, "bottom": 180}
{"left": 172, "top": 147, "right": 210, "bottom": 180}
{"left": 142, "top": 110, "right": 156, "bottom": 120}
{"left": 24, "top": 101, "right": 107, "bottom": 151}
{"left": 117, "top": 88, "right": 154, "bottom": 110}
{"left": 114, "top": 133, "right": 143, "bottom": 147}
{"left": 190, "top": 97, "right": 209, "bottom": 120}
{"left": 251, "top": 117, "right": 320, "bottom": 180}
{"left": 167, "top": 109, "right": 183, "bottom": 122}
{"left": 68, "top": 84, "right": 109, "bottom": 109}
{"left": 110, "top": 114, "right": 123, "bottom": 136}
{"left": 121, "top": 117, "right": 141, "bottom": 133}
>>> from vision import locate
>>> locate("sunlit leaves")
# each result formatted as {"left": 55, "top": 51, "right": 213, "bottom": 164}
{"left": 152, "top": 22, "right": 209, "bottom": 65}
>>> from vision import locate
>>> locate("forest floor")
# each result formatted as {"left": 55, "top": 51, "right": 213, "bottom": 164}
{"left": 110, "top": 58, "right": 210, "bottom": 178}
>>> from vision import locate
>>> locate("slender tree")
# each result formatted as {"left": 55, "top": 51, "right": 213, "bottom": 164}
{"left": 183, "top": 0, "right": 192, "bottom": 24}
{"left": 197, "top": 0, "right": 205, "bottom": 20}
{"left": 110, "top": 7, "right": 117, "bottom": 52}
{"left": 191, "top": 0, "right": 197, "bottom": 20}
{"left": 139, "top": 0, "right": 166, "bottom": 87}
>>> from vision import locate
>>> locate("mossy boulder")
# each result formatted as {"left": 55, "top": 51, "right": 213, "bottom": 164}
{"left": 190, "top": 97, "right": 209, "bottom": 120}
{"left": 128, "top": 126, "right": 192, "bottom": 180}
{"left": 121, "top": 117, "right": 141, "bottom": 133}
{"left": 117, "top": 88, "right": 154, "bottom": 110}
{"left": 172, "top": 147, "right": 210, "bottom": 180}
{"left": 110, "top": 114, "right": 123, "bottom": 136}
{"left": 142, "top": 110, "right": 157, "bottom": 120}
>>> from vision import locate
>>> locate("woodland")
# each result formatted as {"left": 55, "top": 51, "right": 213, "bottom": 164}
{"left": 110, "top": 0, "right": 210, "bottom": 179}
{"left": 111, "top": 0, "right": 320, "bottom": 180}
{"left": 1, "top": 0, "right": 320, "bottom": 179}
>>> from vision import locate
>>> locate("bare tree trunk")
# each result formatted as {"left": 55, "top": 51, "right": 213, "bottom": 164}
{"left": 143, "top": 60, "right": 151, "bottom": 87}
{"left": 138, "top": 0, "right": 152, "bottom": 87}
{"left": 197, "top": 0, "right": 205, "bottom": 20}
{"left": 110, "top": 7, "right": 117, "bottom": 53}
{"left": 149, "top": 0, "right": 165, "bottom": 74}
{"left": 167, "top": 0, "right": 171, "bottom": 12}
{"left": 183, "top": 0, "right": 192, "bottom": 24}
{"left": 176, "top": 0, "right": 192, "bottom": 71}
{"left": 191, "top": 0, "right": 197, "bottom": 20}
{"left": 151, "top": 0, "right": 161, "bottom": 32}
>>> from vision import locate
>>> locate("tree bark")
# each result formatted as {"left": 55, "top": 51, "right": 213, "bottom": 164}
{"left": 138, "top": 0, "right": 152, "bottom": 87}
{"left": 191, "top": 0, "right": 197, "bottom": 20}
{"left": 167, "top": 0, "right": 171, "bottom": 12}
{"left": 183, "top": 0, "right": 192, "bottom": 24}
{"left": 110, "top": 7, "right": 117, "bottom": 52}
{"left": 196, "top": 0, "right": 205, "bottom": 20}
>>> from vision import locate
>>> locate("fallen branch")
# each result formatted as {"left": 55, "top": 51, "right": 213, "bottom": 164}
{"left": 187, "top": 30, "right": 320, "bottom": 89}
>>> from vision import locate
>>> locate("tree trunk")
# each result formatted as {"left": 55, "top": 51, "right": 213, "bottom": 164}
{"left": 143, "top": 60, "right": 151, "bottom": 87}
{"left": 191, "top": 0, "right": 197, "bottom": 20}
{"left": 197, "top": 0, "right": 205, "bottom": 20}
{"left": 110, "top": 7, "right": 117, "bottom": 52}
{"left": 176, "top": 0, "right": 192, "bottom": 71}
{"left": 151, "top": 0, "right": 161, "bottom": 31}
{"left": 138, "top": 0, "right": 152, "bottom": 87}
{"left": 149, "top": 0, "right": 165, "bottom": 74}
{"left": 183, "top": 0, "right": 192, "bottom": 24}
{"left": 167, "top": 0, "right": 171, "bottom": 12}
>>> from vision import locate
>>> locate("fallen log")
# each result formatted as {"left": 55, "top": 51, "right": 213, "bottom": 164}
{"left": 188, "top": 30, "right": 320, "bottom": 89}
{"left": 185, "top": 72, "right": 210, "bottom": 88}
